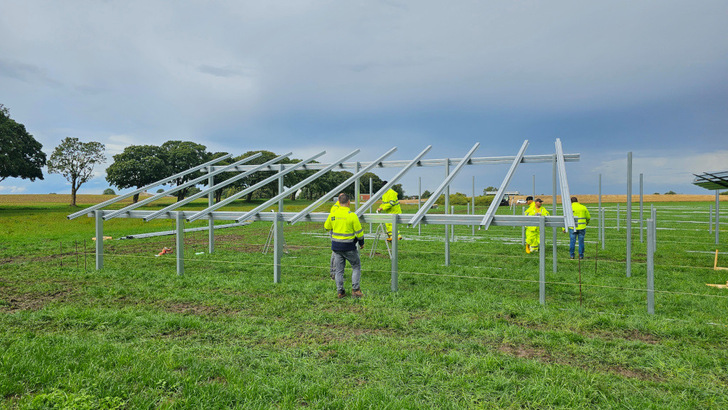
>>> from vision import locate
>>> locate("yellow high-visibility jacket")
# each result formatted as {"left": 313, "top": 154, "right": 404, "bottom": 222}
{"left": 571, "top": 202, "right": 591, "bottom": 230}
{"left": 329, "top": 200, "right": 340, "bottom": 214}
{"left": 524, "top": 202, "right": 535, "bottom": 215}
{"left": 324, "top": 205, "right": 364, "bottom": 251}
{"left": 525, "top": 205, "right": 550, "bottom": 227}
{"left": 380, "top": 189, "right": 401, "bottom": 214}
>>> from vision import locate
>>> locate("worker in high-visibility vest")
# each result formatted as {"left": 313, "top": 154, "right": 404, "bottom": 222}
{"left": 325, "top": 193, "right": 365, "bottom": 298}
{"left": 377, "top": 185, "right": 402, "bottom": 241}
{"left": 525, "top": 198, "right": 550, "bottom": 253}
{"left": 565, "top": 196, "right": 591, "bottom": 259}
{"left": 525, "top": 196, "right": 534, "bottom": 213}
{"left": 328, "top": 199, "right": 341, "bottom": 280}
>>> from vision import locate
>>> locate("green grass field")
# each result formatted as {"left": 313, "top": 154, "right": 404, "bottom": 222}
{"left": 1, "top": 196, "right": 727, "bottom": 408}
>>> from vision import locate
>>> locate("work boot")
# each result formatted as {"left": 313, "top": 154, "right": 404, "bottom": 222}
{"left": 570, "top": 255, "right": 575, "bottom": 259}
{"left": 579, "top": 255, "right": 584, "bottom": 260}
{"left": 352, "top": 289, "right": 364, "bottom": 298}
{"left": 337, "top": 290, "right": 346, "bottom": 299}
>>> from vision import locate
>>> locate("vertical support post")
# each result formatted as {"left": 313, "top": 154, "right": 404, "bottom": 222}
{"left": 627, "top": 152, "right": 632, "bottom": 278}
{"left": 617, "top": 203, "right": 620, "bottom": 232}
{"left": 601, "top": 207, "right": 606, "bottom": 250}
{"left": 598, "top": 174, "right": 602, "bottom": 210}
{"left": 273, "top": 213, "right": 283, "bottom": 283}
{"left": 95, "top": 210, "right": 103, "bottom": 270}
{"left": 418, "top": 177, "right": 422, "bottom": 236}
{"left": 369, "top": 178, "right": 374, "bottom": 234}
{"left": 445, "top": 158, "right": 450, "bottom": 267}
{"left": 709, "top": 204, "right": 713, "bottom": 234}
{"left": 532, "top": 174, "right": 536, "bottom": 198}
{"left": 646, "top": 218, "right": 655, "bottom": 315}
{"left": 354, "top": 162, "right": 361, "bottom": 210}
{"left": 472, "top": 176, "right": 476, "bottom": 236}
{"left": 539, "top": 216, "right": 546, "bottom": 306}
{"left": 640, "top": 173, "right": 644, "bottom": 243}
{"left": 521, "top": 206, "right": 525, "bottom": 246}
{"left": 716, "top": 190, "right": 721, "bottom": 245}
{"left": 650, "top": 204, "right": 657, "bottom": 252}
{"left": 391, "top": 214, "right": 399, "bottom": 292}
{"left": 552, "top": 154, "right": 557, "bottom": 273}
{"left": 278, "top": 164, "right": 284, "bottom": 213}
{"left": 176, "top": 211, "right": 184, "bottom": 276}
{"left": 208, "top": 168, "right": 215, "bottom": 254}
{"left": 451, "top": 206, "right": 455, "bottom": 238}
{"left": 466, "top": 203, "right": 470, "bottom": 231}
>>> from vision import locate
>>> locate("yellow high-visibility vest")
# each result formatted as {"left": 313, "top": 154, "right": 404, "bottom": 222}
{"left": 525, "top": 205, "right": 550, "bottom": 227}
{"left": 324, "top": 205, "right": 364, "bottom": 250}
{"left": 329, "top": 200, "right": 340, "bottom": 214}
{"left": 571, "top": 202, "right": 591, "bottom": 230}
{"left": 380, "top": 189, "right": 401, "bottom": 214}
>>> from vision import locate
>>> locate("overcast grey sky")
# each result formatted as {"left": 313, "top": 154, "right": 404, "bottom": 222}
{"left": 2, "top": 0, "right": 727, "bottom": 196}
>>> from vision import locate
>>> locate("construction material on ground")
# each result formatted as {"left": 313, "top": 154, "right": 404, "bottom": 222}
{"left": 714, "top": 249, "right": 728, "bottom": 271}
{"left": 119, "top": 221, "right": 252, "bottom": 240}
{"left": 706, "top": 281, "right": 728, "bottom": 289}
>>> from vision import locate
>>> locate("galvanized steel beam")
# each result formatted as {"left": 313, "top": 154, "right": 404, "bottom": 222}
{"left": 209, "top": 153, "right": 579, "bottom": 172}
{"left": 235, "top": 149, "right": 361, "bottom": 223}
{"left": 186, "top": 151, "right": 325, "bottom": 223}
{"left": 356, "top": 145, "right": 432, "bottom": 217}
{"left": 144, "top": 152, "right": 292, "bottom": 221}
{"left": 481, "top": 140, "right": 529, "bottom": 229}
{"left": 555, "top": 139, "right": 576, "bottom": 229}
{"left": 289, "top": 147, "right": 397, "bottom": 225}
{"left": 90, "top": 209, "right": 569, "bottom": 227}
{"left": 409, "top": 143, "right": 480, "bottom": 227}
{"left": 104, "top": 153, "right": 263, "bottom": 220}
{"left": 67, "top": 154, "right": 232, "bottom": 220}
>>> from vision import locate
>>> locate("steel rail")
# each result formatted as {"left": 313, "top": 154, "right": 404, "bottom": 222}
{"left": 104, "top": 153, "right": 262, "bottom": 220}
{"left": 67, "top": 154, "right": 232, "bottom": 220}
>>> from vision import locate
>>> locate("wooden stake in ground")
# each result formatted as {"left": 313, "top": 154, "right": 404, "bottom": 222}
{"left": 715, "top": 250, "right": 728, "bottom": 271}
{"left": 706, "top": 250, "right": 728, "bottom": 288}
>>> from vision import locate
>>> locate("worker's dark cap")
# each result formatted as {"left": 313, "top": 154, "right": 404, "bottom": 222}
{"left": 526, "top": 196, "right": 533, "bottom": 201}
{"left": 535, "top": 198, "right": 543, "bottom": 203}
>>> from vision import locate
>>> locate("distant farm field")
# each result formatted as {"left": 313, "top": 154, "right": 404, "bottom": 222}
{"left": 1, "top": 195, "right": 727, "bottom": 408}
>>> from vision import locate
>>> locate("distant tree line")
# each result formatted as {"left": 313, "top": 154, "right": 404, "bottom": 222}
{"left": 4, "top": 103, "right": 408, "bottom": 206}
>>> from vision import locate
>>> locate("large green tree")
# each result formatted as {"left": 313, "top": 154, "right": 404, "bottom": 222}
{"left": 160, "top": 140, "right": 209, "bottom": 201}
{"left": 206, "top": 152, "right": 232, "bottom": 203}
{"left": 0, "top": 104, "right": 47, "bottom": 183}
{"left": 105, "top": 145, "right": 167, "bottom": 202}
{"left": 232, "top": 150, "right": 281, "bottom": 201}
{"left": 359, "top": 172, "right": 385, "bottom": 195}
{"left": 47, "top": 137, "right": 106, "bottom": 206}
{"left": 300, "top": 170, "right": 355, "bottom": 200}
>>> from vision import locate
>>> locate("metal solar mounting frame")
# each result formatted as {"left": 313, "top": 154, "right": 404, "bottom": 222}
{"left": 69, "top": 139, "right": 580, "bottom": 306}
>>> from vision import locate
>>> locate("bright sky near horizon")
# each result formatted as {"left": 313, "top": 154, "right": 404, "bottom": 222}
{"left": 1, "top": 1, "right": 727, "bottom": 197}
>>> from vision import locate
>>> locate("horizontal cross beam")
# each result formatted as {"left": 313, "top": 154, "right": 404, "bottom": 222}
{"left": 208, "top": 153, "right": 580, "bottom": 172}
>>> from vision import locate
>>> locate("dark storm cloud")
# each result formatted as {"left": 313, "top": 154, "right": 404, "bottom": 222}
{"left": 0, "top": 0, "right": 726, "bottom": 194}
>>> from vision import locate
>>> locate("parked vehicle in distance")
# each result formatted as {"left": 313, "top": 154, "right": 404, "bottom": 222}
{"left": 516, "top": 199, "right": 527, "bottom": 204}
